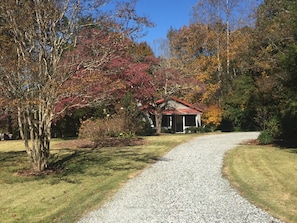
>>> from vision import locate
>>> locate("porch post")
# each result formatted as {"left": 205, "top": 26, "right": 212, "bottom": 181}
{"left": 195, "top": 115, "right": 198, "bottom": 128}
{"left": 183, "top": 116, "right": 186, "bottom": 133}
{"left": 196, "top": 114, "right": 201, "bottom": 127}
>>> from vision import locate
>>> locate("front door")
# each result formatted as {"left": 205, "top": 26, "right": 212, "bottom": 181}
{"left": 172, "top": 115, "right": 184, "bottom": 133}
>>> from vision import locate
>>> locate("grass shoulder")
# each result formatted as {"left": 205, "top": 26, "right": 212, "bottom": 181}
{"left": 223, "top": 144, "right": 297, "bottom": 223}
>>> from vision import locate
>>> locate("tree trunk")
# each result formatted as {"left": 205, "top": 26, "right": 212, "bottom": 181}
{"left": 154, "top": 97, "right": 171, "bottom": 135}
{"left": 155, "top": 110, "right": 163, "bottom": 135}
{"left": 226, "top": 0, "right": 230, "bottom": 77}
{"left": 18, "top": 104, "right": 53, "bottom": 172}
{"left": 29, "top": 133, "right": 50, "bottom": 172}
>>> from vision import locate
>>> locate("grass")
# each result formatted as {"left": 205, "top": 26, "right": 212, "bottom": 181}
{"left": 0, "top": 134, "right": 195, "bottom": 223}
{"left": 223, "top": 144, "right": 297, "bottom": 223}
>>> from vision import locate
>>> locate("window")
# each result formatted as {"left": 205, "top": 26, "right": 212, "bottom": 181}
{"left": 162, "top": 115, "right": 171, "bottom": 127}
{"left": 185, "top": 115, "right": 196, "bottom": 126}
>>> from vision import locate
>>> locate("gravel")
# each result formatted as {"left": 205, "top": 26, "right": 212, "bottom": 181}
{"left": 78, "top": 132, "right": 283, "bottom": 223}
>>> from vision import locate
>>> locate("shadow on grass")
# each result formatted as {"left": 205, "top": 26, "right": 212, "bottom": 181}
{"left": 274, "top": 137, "right": 297, "bottom": 149}
{"left": 271, "top": 139, "right": 297, "bottom": 155}
{"left": 0, "top": 140, "right": 161, "bottom": 185}
{"left": 48, "top": 149, "right": 112, "bottom": 175}
{"left": 0, "top": 151, "right": 38, "bottom": 183}
{"left": 50, "top": 145, "right": 162, "bottom": 175}
{"left": 0, "top": 150, "right": 27, "bottom": 163}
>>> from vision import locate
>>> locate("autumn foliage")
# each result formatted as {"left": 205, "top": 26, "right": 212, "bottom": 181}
{"left": 202, "top": 105, "right": 222, "bottom": 131}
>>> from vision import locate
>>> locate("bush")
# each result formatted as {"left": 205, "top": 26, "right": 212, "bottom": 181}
{"left": 136, "top": 121, "right": 155, "bottom": 136}
{"left": 266, "top": 117, "right": 281, "bottom": 138}
{"left": 258, "top": 131, "right": 274, "bottom": 145}
{"left": 185, "top": 127, "right": 199, "bottom": 133}
{"left": 78, "top": 115, "right": 126, "bottom": 141}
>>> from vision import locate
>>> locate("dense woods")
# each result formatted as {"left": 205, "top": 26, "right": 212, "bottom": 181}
{"left": 168, "top": 0, "right": 297, "bottom": 141}
{"left": 0, "top": 0, "right": 297, "bottom": 172}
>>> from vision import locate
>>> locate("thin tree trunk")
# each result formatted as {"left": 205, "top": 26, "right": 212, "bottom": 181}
{"left": 155, "top": 109, "right": 163, "bottom": 135}
{"left": 17, "top": 106, "right": 25, "bottom": 140}
{"left": 226, "top": 0, "right": 230, "bottom": 77}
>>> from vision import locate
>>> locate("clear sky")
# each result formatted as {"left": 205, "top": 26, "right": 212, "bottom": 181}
{"left": 136, "top": 0, "right": 198, "bottom": 55}
{"left": 135, "top": 0, "right": 262, "bottom": 56}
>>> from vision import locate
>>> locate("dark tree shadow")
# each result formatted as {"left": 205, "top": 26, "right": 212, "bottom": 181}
{"left": 274, "top": 139, "right": 297, "bottom": 149}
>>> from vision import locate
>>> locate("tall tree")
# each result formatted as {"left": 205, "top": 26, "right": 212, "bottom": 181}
{"left": 192, "top": 0, "right": 228, "bottom": 76}
{"left": 280, "top": 1, "right": 297, "bottom": 140}
{"left": 222, "top": 74, "right": 256, "bottom": 130}
{"left": 250, "top": 0, "right": 295, "bottom": 136}
{"left": 191, "top": 0, "right": 258, "bottom": 96}
{"left": 168, "top": 23, "right": 224, "bottom": 104}
{"left": 0, "top": 0, "right": 81, "bottom": 172}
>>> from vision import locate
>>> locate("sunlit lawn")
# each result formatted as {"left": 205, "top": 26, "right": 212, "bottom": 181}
{"left": 223, "top": 144, "right": 297, "bottom": 223}
{"left": 0, "top": 134, "right": 195, "bottom": 223}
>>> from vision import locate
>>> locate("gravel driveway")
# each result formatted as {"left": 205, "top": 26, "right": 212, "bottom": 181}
{"left": 78, "top": 132, "right": 283, "bottom": 223}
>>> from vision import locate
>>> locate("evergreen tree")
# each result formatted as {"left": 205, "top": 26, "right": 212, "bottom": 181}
{"left": 280, "top": 1, "right": 297, "bottom": 142}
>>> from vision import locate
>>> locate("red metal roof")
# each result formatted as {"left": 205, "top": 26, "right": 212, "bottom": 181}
{"left": 162, "top": 108, "right": 201, "bottom": 115}
{"left": 143, "top": 97, "right": 204, "bottom": 115}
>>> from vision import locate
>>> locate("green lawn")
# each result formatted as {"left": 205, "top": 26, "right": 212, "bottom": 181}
{"left": 223, "top": 145, "right": 297, "bottom": 223}
{"left": 0, "top": 134, "right": 195, "bottom": 223}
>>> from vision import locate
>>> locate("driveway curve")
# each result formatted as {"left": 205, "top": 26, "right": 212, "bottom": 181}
{"left": 78, "top": 132, "right": 282, "bottom": 223}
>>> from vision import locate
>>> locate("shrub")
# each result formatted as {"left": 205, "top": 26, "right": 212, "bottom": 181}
{"left": 258, "top": 131, "right": 274, "bottom": 145}
{"left": 196, "top": 125, "right": 212, "bottom": 133}
{"left": 137, "top": 121, "right": 155, "bottom": 136}
{"left": 161, "top": 128, "right": 172, "bottom": 133}
{"left": 266, "top": 117, "right": 281, "bottom": 138}
{"left": 185, "top": 127, "right": 199, "bottom": 133}
{"left": 78, "top": 115, "right": 126, "bottom": 141}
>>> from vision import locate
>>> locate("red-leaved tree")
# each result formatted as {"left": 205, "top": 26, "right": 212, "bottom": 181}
{"left": 0, "top": 0, "right": 153, "bottom": 172}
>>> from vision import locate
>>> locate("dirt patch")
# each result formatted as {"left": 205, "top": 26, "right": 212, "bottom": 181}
{"left": 55, "top": 137, "right": 146, "bottom": 149}
{"left": 15, "top": 168, "right": 62, "bottom": 177}
{"left": 55, "top": 139, "right": 95, "bottom": 149}
{"left": 94, "top": 137, "right": 146, "bottom": 148}
{"left": 240, "top": 139, "right": 259, "bottom": 145}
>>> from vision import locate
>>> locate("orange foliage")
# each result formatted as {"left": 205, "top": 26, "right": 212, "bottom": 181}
{"left": 168, "top": 22, "right": 254, "bottom": 105}
{"left": 202, "top": 105, "right": 222, "bottom": 131}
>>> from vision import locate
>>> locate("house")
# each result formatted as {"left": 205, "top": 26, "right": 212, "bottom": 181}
{"left": 143, "top": 97, "right": 205, "bottom": 133}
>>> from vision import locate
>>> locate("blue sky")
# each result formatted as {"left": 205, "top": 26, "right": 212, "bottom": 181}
{"left": 135, "top": 0, "right": 262, "bottom": 56}
{"left": 136, "top": 0, "right": 198, "bottom": 55}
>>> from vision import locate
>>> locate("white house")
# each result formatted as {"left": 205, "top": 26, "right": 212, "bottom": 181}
{"left": 144, "top": 97, "right": 205, "bottom": 133}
